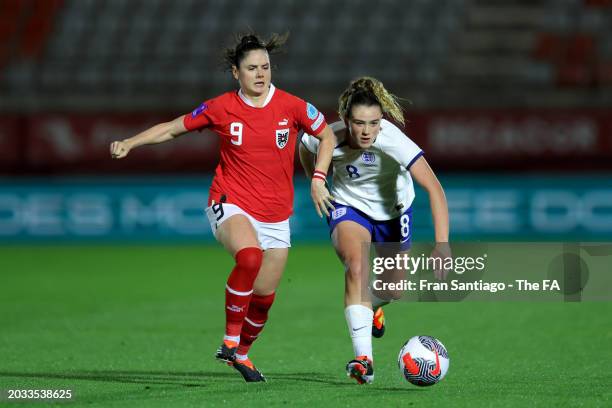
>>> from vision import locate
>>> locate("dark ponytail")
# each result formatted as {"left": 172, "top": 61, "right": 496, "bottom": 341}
{"left": 223, "top": 32, "right": 289, "bottom": 69}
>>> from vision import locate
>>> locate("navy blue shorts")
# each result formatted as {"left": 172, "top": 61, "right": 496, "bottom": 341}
{"left": 328, "top": 203, "right": 413, "bottom": 250}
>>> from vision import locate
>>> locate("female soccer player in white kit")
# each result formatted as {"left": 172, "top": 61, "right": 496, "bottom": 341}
{"left": 300, "top": 77, "right": 449, "bottom": 384}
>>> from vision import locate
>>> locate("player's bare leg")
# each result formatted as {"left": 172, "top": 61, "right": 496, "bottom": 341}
{"left": 332, "top": 221, "right": 375, "bottom": 384}
{"left": 233, "top": 248, "right": 288, "bottom": 382}
{"left": 253, "top": 248, "right": 288, "bottom": 295}
{"left": 370, "top": 246, "right": 410, "bottom": 338}
{"left": 214, "top": 215, "right": 262, "bottom": 367}
{"left": 215, "top": 214, "right": 260, "bottom": 256}
{"left": 332, "top": 221, "right": 372, "bottom": 308}
{"left": 373, "top": 245, "right": 409, "bottom": 305}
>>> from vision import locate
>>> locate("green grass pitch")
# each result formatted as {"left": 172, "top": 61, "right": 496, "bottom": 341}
{"left": 1, "top": 245, "right": 611, "bottom": 407}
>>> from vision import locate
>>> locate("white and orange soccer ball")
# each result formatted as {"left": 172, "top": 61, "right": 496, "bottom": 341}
{"left": 398, "top": 335, "right": 450, "bottom": 386}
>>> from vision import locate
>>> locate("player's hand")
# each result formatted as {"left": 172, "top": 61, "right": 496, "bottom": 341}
{"left": 311, "top": 178, "right": 335, "bottom": 218}
{"left": 430, "top": 242, "right": 452, "bottom": 281}
{"left": 110, "top": 140, "right": 131, "bottom": 159}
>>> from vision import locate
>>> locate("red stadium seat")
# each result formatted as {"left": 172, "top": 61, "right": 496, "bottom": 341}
{"left": 533, "top": 33, "right": 564, "bottom": 62}
{"left": 0, "top": 1, "right": 25, "bottom": 70}
{"left": 20, "top": 0, "right": 63, "bottom": 58}
{"left": 595, "top": 61, "right": 612, "bottom": 85}
{"left": 533, "top": 33, "right": 595, "bottom": 65}
{"left": 584, "top": 0, "right": 612, "bottom": 7}
{"left": 565, "top": 34, "right": 595, "bottom": 64}
{"left": 556, "top": 62, "right": 594, "bottom": 87}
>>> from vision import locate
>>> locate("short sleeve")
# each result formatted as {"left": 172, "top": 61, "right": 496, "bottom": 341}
{"left": 293, "top": 98, "right": 327, "bottom": 137}
{"left": 381, "top": 120, "right": 423, "bottom": 169}
{"left": 183, "top": 98, "right": 220, "bottom": 131}
{"left": 300, "top": 132, "right": 320, "bottom": 154}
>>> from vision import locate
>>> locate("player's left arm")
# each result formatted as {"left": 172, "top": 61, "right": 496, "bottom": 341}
{"left": 384, "top": 120, "right": 449, "bottom": 242}
{"left": 295, "top": 97, "right": 336, "bottom": 218}
{"left": 410, "top": 157, "right": 451, "bottom": 279}
{"left": 298, "top": 142, "right": 316, "bottom": 179}
{"left": 310, "top": 125, "right": 336, "bottom": 217}
{"left": 410, "top": 156, "right": 449, "bottom": 243}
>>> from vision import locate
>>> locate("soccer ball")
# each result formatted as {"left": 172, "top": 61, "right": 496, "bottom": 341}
{"left": 398, "top": 335, "right": 449, "bottom": 386}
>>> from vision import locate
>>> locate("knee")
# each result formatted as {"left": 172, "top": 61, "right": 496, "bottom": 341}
{"left": 235, "top": 247, "right": 263, "bottom": 272}
{"left": 344, "top": 259, "right": 365, "bottom": 283}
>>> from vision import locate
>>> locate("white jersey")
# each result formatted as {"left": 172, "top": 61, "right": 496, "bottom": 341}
{"left": 301, "top": 119, "right": 423, "bottom": 221}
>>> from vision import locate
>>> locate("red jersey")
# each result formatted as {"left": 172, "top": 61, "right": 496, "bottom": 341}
{"left": 183, "top": 84, "right": 327, "bottom": 222}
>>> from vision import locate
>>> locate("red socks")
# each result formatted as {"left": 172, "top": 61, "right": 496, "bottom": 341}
{"left": 225, "top": 247, "right": 263, "bottom": 337}
{"left": 237, "top": 292, "right": 276, "bottom": 356}
{"left": 224, "top": 247, "right": 276, "bottom": 355}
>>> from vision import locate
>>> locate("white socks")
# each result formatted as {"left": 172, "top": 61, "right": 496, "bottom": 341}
{"left": 344, "top": 304, "right": 373, "bottom": 360}
{"left": 224, "top": 335, "right": 240, "bottom": 344}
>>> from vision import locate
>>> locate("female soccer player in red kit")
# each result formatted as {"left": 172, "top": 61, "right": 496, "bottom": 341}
{"left": 110, "top": 33, "right": 336, "bottom": 382}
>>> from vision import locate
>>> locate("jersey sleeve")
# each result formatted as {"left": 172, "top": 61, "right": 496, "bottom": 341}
{"left": 300, "top": 132, "right": 320, "bottom": 154}
{"left": 293, "top": 98, "right": 327, "bottom": 137}
{"left": 382, "top": 120, "right": 424, "bottom": 169}
{"left": 182, "top": 97, "right": 221, "bottom": 131}
{"left": 301, "top": 120, "right": 345, "bottom": 154}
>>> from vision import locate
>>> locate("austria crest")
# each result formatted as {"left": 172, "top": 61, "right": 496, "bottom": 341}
{"left": 275, "top": 128, "right": 289, "bottom": 149}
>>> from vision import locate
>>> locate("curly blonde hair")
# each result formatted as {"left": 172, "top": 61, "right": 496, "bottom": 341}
{"left": 338, "top": 76, "right": 405, "bottom": 125}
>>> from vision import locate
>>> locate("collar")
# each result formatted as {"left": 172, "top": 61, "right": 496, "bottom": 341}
{"left": 238, "top": 83, "right": 276, "bottom": 108}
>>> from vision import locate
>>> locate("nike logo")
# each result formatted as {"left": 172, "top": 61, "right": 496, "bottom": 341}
{"left": 402, "top": 352, "right": 420, "bottom": 375}
{"left": 429, "top": 349, "right": 441, "bottom": 376}
{"left": 352, "top": 325, "right": 367, "bottom": 332}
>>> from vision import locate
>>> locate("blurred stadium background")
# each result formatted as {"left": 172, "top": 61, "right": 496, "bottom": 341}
{"left": 1, "top": 0, "right": 611, "bottom": 242}
{"left": 1, "top": 1, "right": 612, "bottom": 406}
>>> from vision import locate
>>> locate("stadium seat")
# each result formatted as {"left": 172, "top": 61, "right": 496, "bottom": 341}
{"left": 556, "top": 62, "right": 594, "bottom": 86}
{"left": 584, "top": 0, "right": 612, "bottom": 7}
{"left": 3, "top": 0, "right": 610, "bottom": 108}
{"left": 595, "top": 60, "right": 612, "bottom": 85}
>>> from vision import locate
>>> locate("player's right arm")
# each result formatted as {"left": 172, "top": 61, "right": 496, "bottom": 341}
{"left": 110, "top": 116, "right": 187, "bottom": 159}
